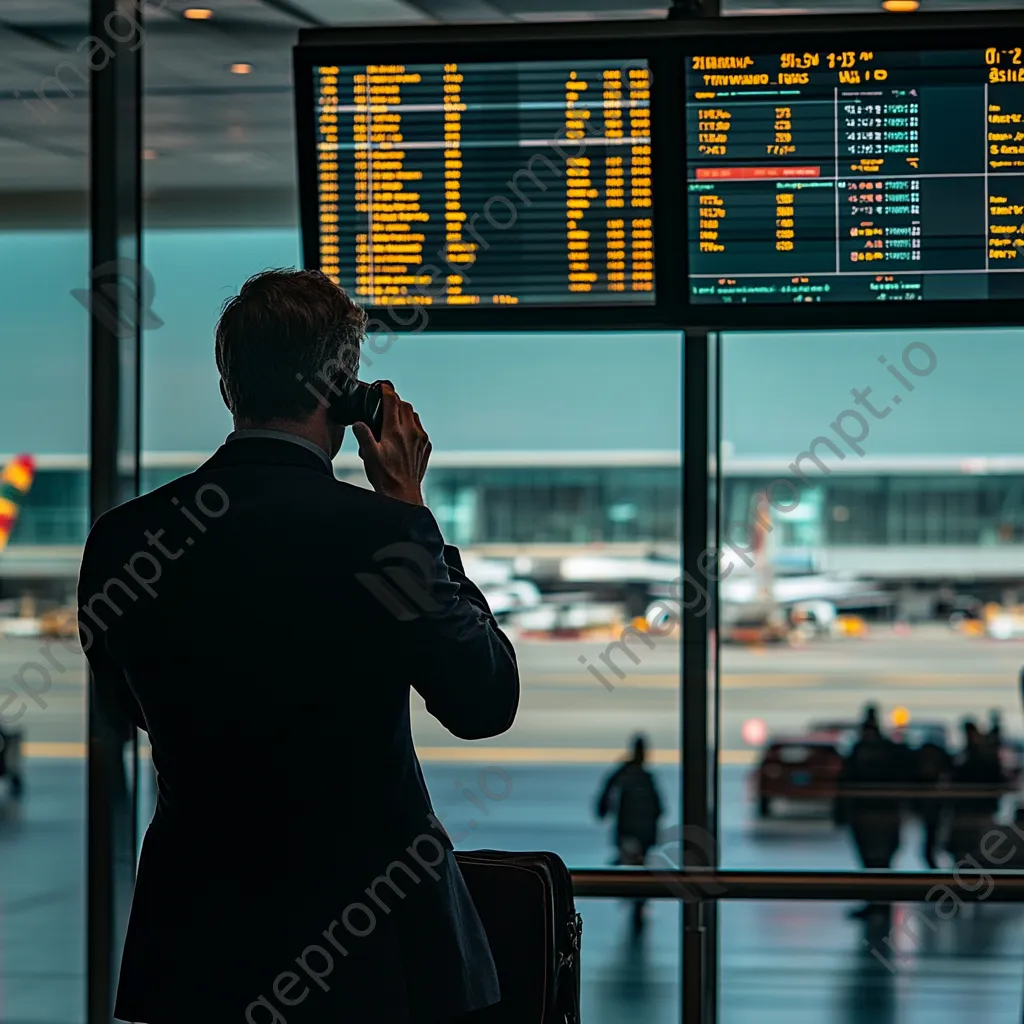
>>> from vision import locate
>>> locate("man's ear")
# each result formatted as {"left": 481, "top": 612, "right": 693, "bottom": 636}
{"left": 219, "top": 379, "right": 232, "bottom": 412}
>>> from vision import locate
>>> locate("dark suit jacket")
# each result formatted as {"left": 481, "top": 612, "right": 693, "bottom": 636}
{"left": 77, "top": 437, "right": 520, "bottom": 1024}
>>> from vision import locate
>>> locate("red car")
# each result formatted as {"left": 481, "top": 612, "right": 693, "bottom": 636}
{"left": 752, "top": 736, "right": 844, "bottom": 818}
{"left": 753, "top": 722, "right": 1019, "bottom": 819}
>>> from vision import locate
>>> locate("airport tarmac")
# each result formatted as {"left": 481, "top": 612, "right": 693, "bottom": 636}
{"left": 0, "top": 626, "right": 1023, "bottom": 1022}
{"left": 0, "top": 624, "right": 1020, "bottom": 759}
{"left": 0, "top": 624, "right": 1020, "bottom": 874}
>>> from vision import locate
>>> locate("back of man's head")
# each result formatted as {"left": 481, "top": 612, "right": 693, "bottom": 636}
{"left": 215, "top": 268, "right": 366, "bottom": 425}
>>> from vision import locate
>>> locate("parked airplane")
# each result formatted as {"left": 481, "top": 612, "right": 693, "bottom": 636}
{"left": 551, "top": 492, "right": 888, "bottom": 641}
{"left": 643, "top": 492, "right": 889, "bottom": 641}
{"left": 460, "top": 555, "right": 542, "bottom": 620}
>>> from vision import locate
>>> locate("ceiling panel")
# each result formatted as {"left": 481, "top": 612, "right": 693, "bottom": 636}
{"left": 4, "top": 0, "right": 1024, "bottom": 212}
{"left": 156, "top": 0, "right": 306, "bottom": 26}
{"left": 293, "top": 0, "right": 434, "bottom": 22}
{"left": 0, "top": 0, "right": 87, "bottom": 28}
{"left": 393, "top": 0, "right": 509, "bottom": 21}
{"left": 0, "top": 128, "right": 85, "bottom": 190}
{"left": 143, "top": 88, "right": 295, "bottom": 187}
{"left": 493, "top": 0, "right": 668, "bottom": 15}
{"left": 144, "top": 26, "right": 295, "bottom": 89}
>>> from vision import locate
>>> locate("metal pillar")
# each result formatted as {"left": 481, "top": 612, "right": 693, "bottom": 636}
{"left": 682, "top": 329, "right": 717, "bottom": 1024}
{"left": 88, "top": 2, "right": 143, "bottom": 1021}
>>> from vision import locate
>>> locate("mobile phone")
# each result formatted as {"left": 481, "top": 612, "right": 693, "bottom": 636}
{"left": 328, "top": 379, "right": 383, "bottom": 440}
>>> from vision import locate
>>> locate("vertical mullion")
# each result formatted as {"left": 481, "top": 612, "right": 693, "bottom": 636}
{"left": 88, "top": 2, "right": 143, "bottom": 1022}
{"left": 705, "top": 331, "right": 722, "bottom": 1024}
{"left": 130, "top": 53, "right": 144, "bottom": 886}
{"left": 682, "top": 329, "right": 713, "bottom": 1024}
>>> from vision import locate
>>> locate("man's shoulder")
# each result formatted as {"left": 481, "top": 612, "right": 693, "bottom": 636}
{"left": 82, "top": 469, "right": 436, "bottom": 569}
{"left": 330, "top": 478, "right": 413, "bottom": 515}
{"left": 86, "top": 475, "right": 195, "bottom": 542}
{"left": 295, "top": 475, "right": 427, "bottom": 535}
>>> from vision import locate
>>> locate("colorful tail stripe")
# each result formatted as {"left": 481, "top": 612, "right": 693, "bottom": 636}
{"left": 0, "top": 455, "right": 35, "bottom": 554}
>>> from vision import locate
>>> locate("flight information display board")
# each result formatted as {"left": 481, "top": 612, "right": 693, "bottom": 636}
{"left": 307, "top": 59, "right": 655, "bottom": 308}
{"left": 686, "top": 42, "right": 1024, "bottom": 305}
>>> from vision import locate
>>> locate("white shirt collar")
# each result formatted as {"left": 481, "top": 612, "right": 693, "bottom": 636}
{"left": 225, "top": 428, "right": 333, "bottom": 472}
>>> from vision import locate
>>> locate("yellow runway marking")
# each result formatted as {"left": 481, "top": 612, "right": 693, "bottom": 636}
{"left": 525, "top": 674, "right": 679, "bottom": 689}
{"left": 24, "top": 741, "right": 86, "bottom": 758}
{"left": 16, "top": 742, "right": 759, "bottom": 766}
{"left": 417, "top": 746, "right": 673, "bottom": 765}
{"left": 527, "top": 673, "right": 1013, "bottom": 690}
{"left": 720, "top": 750, "right": 758, "bottom": 765}
{"left": 527, "top": 673, "right": 824, "bottom": 690}
{"left": 721, "top": 675, "right": 824, "bottom": 689}
{"left": 417, "top": 746, "right": 759, "bottom": 766}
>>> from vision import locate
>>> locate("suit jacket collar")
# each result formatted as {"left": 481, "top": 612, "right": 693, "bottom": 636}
{"left": 200, "top": 436, "right": 336, "bottom": 477}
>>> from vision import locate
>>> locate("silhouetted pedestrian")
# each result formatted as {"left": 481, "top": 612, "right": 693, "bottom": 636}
{"left": 861, "top": 703, "right": 880, "bottom": 731}
{"left": 837, "top": 720, "right": 906, "bottom": 920}
{"left": 596, "top": 735, "right": 664, "bottom": 934}
{"left": 948, "top": 719, "right": 1005, "bottom": 863}
{"left": 912, "top": 740, "right": 953, "bottom": 869}
{"left": 989, "top": 709, "right": 1003, "bottom": 752}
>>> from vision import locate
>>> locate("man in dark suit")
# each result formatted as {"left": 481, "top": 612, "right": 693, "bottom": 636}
{"left": 78, "top": 269, "right": 520, "bottom": 1024}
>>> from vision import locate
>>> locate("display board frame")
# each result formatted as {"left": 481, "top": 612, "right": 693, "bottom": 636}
{"left": 295, "top": 12, "right": 1024, "bottom": 333}
{"left": 293, "top": 23, "right": 682, "bottom": 331}
{"left": 677, "top": 11, "right": 1024, "bottom": 329}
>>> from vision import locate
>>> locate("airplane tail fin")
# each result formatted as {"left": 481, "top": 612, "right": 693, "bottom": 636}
{"left": 0, "top": 455, "right": 36, "bottom": 555}
{"left": 749, "top": 491, "right": 774, "bottom": 599}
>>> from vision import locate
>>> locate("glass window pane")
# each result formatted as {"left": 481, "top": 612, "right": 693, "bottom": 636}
{"left": 141, "top": 286, "right": 684, "bottom": 1010}
{"left": 721, "top": 899, "right": 1024, "bottom": 1023}
{"left": 0, "top": 6, "right": 89, "bottom": 1019}
{"left": 143, "top": 21, "right": 682, "bottom": 1016}
{"left": 361, "top": 331, "right": 681, "bottom": 867}
{"left": 142, "top": 307, "right": 684, "bottom": 868}
{"left": 578, "top": 897, "right": 680, "bottom": 1024}
{"left": 721, "top": 328, "right": 1024, "bottom": 873}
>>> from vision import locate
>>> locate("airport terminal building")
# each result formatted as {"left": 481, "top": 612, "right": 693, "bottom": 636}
{"left": 8, "top": 449, "right": 1024, "bottom": 598}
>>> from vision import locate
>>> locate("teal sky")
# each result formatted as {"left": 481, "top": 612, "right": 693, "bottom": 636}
{"left": 2, "top": 228, "right": 1021, "bottom": 457}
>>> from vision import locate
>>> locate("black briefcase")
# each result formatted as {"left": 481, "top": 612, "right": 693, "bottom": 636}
{"left": 454, "top": 850, "right": 583, "bottom": 1024}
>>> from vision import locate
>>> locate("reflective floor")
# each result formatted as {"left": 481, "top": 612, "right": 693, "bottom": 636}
{"left": 581, "top": 897, "right": 1024, "bottom": 1024}
{"left": 0, "top": 762, "right": 82, "bottom": 1024}
{"left": 3, "top": 758, "right": 1024, "bottom": 1023}
{"left": 720, "top": 900, "right": 1024, "bottom": 1024}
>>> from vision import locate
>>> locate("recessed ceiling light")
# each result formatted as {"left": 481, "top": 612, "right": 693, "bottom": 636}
{"left": 183, "top": 8, "right": 214, "bottom": 19}
{"left": 882, "top": 0, "right": 919, "bottom": 11}
{"left": 230, "top": 63, "right": 252, "bottom": 75}
{"left": 142, "top": 148, "right": 158, "bottom": 160}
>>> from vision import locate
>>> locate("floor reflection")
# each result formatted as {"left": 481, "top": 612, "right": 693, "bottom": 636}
{"left": 722, "top": 901, "right": 1024, "bottom": 1024}
{"left": 837, "top": 913, "right": 897, "bottom": 1024}
{"left": 579, "top": 899, "right": 680, "bottom": 1024}
{"left": 13, "top": 758, "right": 1024, "bottom": 1024}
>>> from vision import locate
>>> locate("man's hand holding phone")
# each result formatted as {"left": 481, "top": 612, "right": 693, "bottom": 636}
{"left": 352, "top": 382, "right": 431, "bottom": 506}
